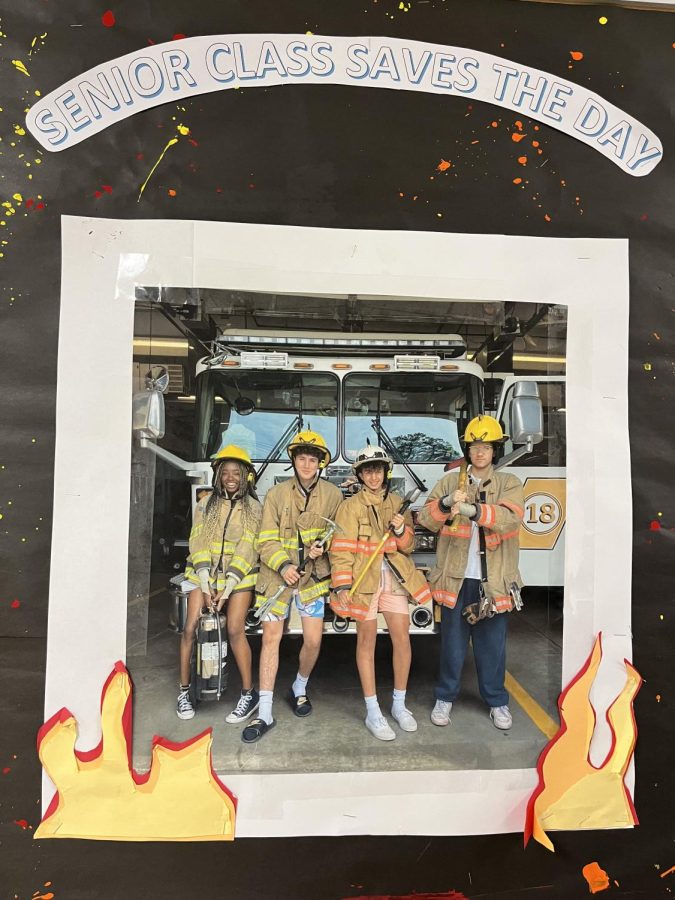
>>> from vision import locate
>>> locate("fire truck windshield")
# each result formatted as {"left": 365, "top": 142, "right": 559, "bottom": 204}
{"left": 195, "top": 369, "right": 339, "bottom": 462}
{"left": 343, "top": 372, "right": 481, "bottom": 463}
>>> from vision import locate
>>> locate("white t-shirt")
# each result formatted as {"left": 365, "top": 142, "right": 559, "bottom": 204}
{"left": 464, "top": 472, "right": 482, "bottom": 580}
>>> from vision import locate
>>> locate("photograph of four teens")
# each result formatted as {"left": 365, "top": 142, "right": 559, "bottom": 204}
{"left": 175, "top": 417, "right": 524, "bottom": 745}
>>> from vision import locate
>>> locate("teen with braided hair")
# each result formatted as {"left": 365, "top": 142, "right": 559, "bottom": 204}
{"left": 176, "top": 445, "right": 262, "bottom": 725}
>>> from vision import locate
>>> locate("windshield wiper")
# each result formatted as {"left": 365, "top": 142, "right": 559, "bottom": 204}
{"left": 371, "top": 415, "right": 426, "bottom": 494}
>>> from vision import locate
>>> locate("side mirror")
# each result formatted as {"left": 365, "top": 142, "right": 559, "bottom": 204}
{"left": 509, "top": 381, "right": 543, "bottom": 445}
{"left": 132, "top": 390, "right": 165, "bottom": 439}
{"left": 132, "top": 366, "right": 168, "bottom": 440}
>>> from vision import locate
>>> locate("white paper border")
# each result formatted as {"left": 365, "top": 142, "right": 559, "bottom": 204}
{"left": 44, "top": 216, "right": 632, "bottom": 837}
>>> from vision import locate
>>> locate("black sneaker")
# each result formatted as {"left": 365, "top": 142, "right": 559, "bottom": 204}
{"left": 176, "top": 687, "right": 195, "bottom": 720}
{"left": 226, "top": 689, "right": 260, "bottom": 724}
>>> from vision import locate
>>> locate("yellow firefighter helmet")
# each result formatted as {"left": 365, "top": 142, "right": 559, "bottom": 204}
{"left": 287, "top": 430, "right": 331, "bottom": 468}
{"left": 462, "top": 415, "right": 508, "bottom": 444}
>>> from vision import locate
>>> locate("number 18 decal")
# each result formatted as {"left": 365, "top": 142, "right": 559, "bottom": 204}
{"left": 523, "top": 493, "right": 563, "bottom": 535}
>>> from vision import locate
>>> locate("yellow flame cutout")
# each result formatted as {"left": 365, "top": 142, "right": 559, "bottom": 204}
{"left": 35, "top": 663, "right": 236, "bottom": 841}
{"left": 525, "top": 634, "right": 642, "bottom": 851}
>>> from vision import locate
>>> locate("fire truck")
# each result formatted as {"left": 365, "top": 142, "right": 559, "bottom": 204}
{"left": 133, "top": 330, "right": 545, "bottom": 634}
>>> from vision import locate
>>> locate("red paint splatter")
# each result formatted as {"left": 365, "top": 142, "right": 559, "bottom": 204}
{"left": 101, "top": 9, "right": 116, "bottom": 28}
{"left": 136, "top": 152, "right": 145, "bottom": 160}
{"left": 640, "top": 214, "right": 648, "bottom": 221}
{"left": 517, "top": 155, "right": 528, "bottom": 166}
{"left": 11, "top": 599, "right": 21, "bottom": 608}
{"left": 216, "top": 186, "right": 223, "bottom": 193}
{"left": 102, "top": 184, "right": 112, "bottom": 193}
{"left": 570, "top": 51, "right": 584, "bottom": 61}
{"left": 2, "top": 767, "right": 10, "bottom": 774}
{"left": 36, "top": 202, "right": 45, "bottom": 210}
{"left": 248, "top": 183, "right": 256, "bottom": 189}
{"left": 173, "top": 33, "right": 186, "bottom": 40}
{"left": 649, "top": 520, "right": 661, "bottom": 531}
{"left": 436, "top": 159, "right": 452, "bottom": 172}
{"left": 511, "top": 133, "right": 526, "bottom": 143}
{"left": 25, "top": 198, "right": 34, "bottom": 208}
{"left": 188, "top": 138, "right": 199, "bottom": 147}
{"left": 14, "top": 818, "right": 29, "bottom": 829}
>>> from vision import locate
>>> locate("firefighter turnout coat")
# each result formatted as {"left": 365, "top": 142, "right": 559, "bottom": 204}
{"left": 256, "top": 477, "right": 343, "bottom": 609}
{"left": 417, "top": 466, "right": 524, "bottom": 613}
{"left": 329, "top": 488, "right": 432, "bottom": 620}
{"left": 185, "top": 495, "right": 262, "bottom": 592}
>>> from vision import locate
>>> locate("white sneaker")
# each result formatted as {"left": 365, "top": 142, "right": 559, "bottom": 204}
{"left": 490, "top": 705, "right": 513, "bottom": 730}
{"left": 391, "top": 706, "right": 418, "bottom": 732}
{"left": 430, "top": 699, "right": 452, "bottom": 726}
{"left": 365, "top": 715, "right": 396, "bottom": 741}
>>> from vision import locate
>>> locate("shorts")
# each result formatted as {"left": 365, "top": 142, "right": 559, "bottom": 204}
{"left": 364, "top": 561, "right": 410, "bottom": 621}
{"left": 260, "top": 591, "right": 326, "bottom": 622}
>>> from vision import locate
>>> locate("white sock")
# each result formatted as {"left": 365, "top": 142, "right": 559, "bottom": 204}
{"left": 292, "top": 672, "right": 309, "bottom": 698}
{"left": 258, "top": 690, "right": 274, "bottom": 724}
{"left": 364, "top": 694, "right": 382, "bottom": 721}
{"left": 392, "top": 688, "right": 407, "bottom": 716}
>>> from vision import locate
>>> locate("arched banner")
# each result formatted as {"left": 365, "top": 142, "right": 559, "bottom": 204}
{"left": 25, "top": 33, "right": 662, "bottom": 176}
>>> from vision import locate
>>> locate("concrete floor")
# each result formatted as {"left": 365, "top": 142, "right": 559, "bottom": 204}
{"left": 128, "top": 584, "right": 562, "bottom": 776}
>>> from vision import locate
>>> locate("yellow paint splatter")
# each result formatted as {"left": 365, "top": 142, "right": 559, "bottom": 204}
{"left": 11, "top": 59, "right": 30, "bottom": 76}
{"left": 137, "top": 137, "right": 179, "bottom": 202}
{"left": 12, "top": 193, "right": 22, "bottom": 202}
{"left": 13, "top": 124, "right": 25, "bottom": 136}
{"left": 176, "top": 123, "right": 190, "bottom": 136}
{"left": 643, "top": 362, "right": 652, "bottom": 371}
{"left": 599, "top": 16, "right": 608, "bottom": 25}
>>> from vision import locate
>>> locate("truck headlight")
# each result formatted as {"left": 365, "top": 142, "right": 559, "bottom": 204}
{"left": 414, "top": 532, "right": 437, "bottom": 552}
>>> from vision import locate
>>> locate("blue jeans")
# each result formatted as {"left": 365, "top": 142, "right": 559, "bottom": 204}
{"left": 435, "top": 578, "right": 509, "bottom": 708}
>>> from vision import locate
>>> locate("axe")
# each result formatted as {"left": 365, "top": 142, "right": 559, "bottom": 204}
{"left": 348, "top": 488, "right": 421, "bottom": 597}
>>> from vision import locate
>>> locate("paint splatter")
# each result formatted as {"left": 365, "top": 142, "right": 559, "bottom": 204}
{"left": 544, "top": 214, "right": 552, "bottom": 222}
{"left": 582, "top": 862, "right": 611, "bottom": 893}
{"left": 661, "top": 866, "right": 675, "bottom": 878}
{"left": 643, "top": 362, "right": 652, "bottom": 371}
{"left": 598, "top": 16, "right": 608, "bottom": 25}
{"left": 517, "top": 155, "right": 528, "bottom": 166}
{"left": 176, "top": 123, "right": 190, "bottom": 136}
{"left": 570, "top": 51, "right": 584, "bottom": 61}
{"left": 137, "top": 137, "right": 179, "bottom": 201}
{"left": 513, "top": 177, "right": 522, "bottom": 185}
{"left": 436, "top": 159, "right": 451, "bottom": 172}
{"left": 12, "top": 59, "right": 30, "bottom": 76}
{"left": 101, "top": 10, "right": 116, "bottom": 27}
{"left": 168, "top": 188, "right": 177, "bottom": 197}
{"left": 173, "top": 33, "right": 186, "bottom": 40}
{"left": 11, "top": 599, "right": 21, "bottom": 608}
{"left": 649, "top": 520, "right": 661, "bottom": 531}
{"left": 511, "top": 133, "right": 527, "bottom": 143}
{"left": 14, "top": 818, "right": 30, "bottom": 829}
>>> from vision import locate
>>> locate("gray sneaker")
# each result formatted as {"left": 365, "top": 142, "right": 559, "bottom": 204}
{"left": 430, "top": 699, "right": 452, "bottom": 726}
{"left": 490, "top": 705, "right": 513, "bottom": 730}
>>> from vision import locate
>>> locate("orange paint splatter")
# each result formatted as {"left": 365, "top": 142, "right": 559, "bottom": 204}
{"left": 532, "top": 140, "right": 540, "bottom": 148}
{"left": 33, "top": 894, "right": 54, "bottom": 900}
{"left": 570, "top": 51, "right": 584, "bottom": 61}
{"left": 168, "top": 188, "right": 177, "bottom": 197}
{"left": 513, "top": 177, "right": 522, "bottom": 185}
{"left": 490, "top": 120, "right": 498, "bottom": 128}
{"left": 582, "top": 862, "right": 611, "bottom": 893}
{"left": 511, "top": 133, "right": 527, "bottom": 143}
{"left": 515, "top": 120, "right": 523, "bottom": 130}
{"left": 101, "top": 10, "right": 116, "bottom": 27}
{"left": 544, "top": 214, "right": 552, "bottom": 222}
{"left": 656, "top": 694, "right": 661, "bottom": 702}
{"left": 517, "top": 155, "right": 528, "bottom": 166}
{"left": 436, "top": 159, "right": 452, "bottom": 172}
{"left": 660, "top": 865, "right": 675, "bottom": 877}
